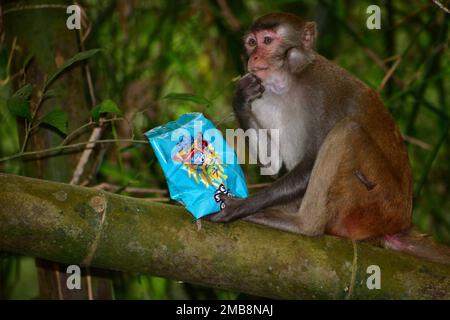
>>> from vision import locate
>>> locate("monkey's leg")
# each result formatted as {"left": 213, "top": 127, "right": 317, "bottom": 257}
{"left": 289, "top": 118, "right": 357, "bottom": 236}
{"left": 297, "top": 118, "right": 411, "bottom": 239}
{"left": 242, "top": 201, "right": 304, "bottom": 234}
{"left": 243, "top": 118, "right": 410, "bottom": 238}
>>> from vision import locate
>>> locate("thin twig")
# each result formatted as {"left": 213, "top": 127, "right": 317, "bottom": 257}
{"left": 363, "top": 48, "right": 405, "bottom": 89}
{"left": 405, "top": 28, "right": 447, "bottom": 136}
{"left": 93, "top": 182, "right": 168, "bottom": 195}
{"left": 78, "top": 2, "right": 93, "bottom": 43}
{"left": 378, "top": 56, "right": 402, "bottom": 91}
{"left": 0, "top": 139, "right": 148, "bottom": 163}
{"left": 432, "top": 0, "right": 450, "bottom": 14}
{"left": 70, "top": 9, "right": 104, "bottom": 188}
{"left": 393, "top": 3, "right": 431, "bottom": 28}
{"left": 403, "top": 135, "right": 432, "bottom": 150}
{"left": 345, "top": 240, "right": 358, "bottom": 300}
{"left": 61, "top": 122, "right": 95, "bottom": 146}
{"left": 317, "top": 0, "right": 406, "bottom": 88}
{"left": 414, "top": 124, "right": 450, "bottom": 198}
{"left": 0, "top": 36, "right": 16, "bottom": 85}
{"left": 217, "top": 0, "right": 241, "bottom": 31}
{"left": 53, "top": 262, "right": 63, "bottom": 300}
{"left": 142, "top": 197, "right": 171, "bottom": 202}
{"left": 4, "top": 37, "right": 16, "bottom": 72}
{"left": 213, "top": 111, "right": 235, "bottom": 128}
{"left": 2, "top": 4, "right": 67, "bottom": 15}
{"left": 21, "top": 85, "right": 46, "bottom": 153}
{"left": 70, "top": 124, "right": 104, "bottom": 185}
{"left": 60, "top": 118, "right": 124, "bottom": 146}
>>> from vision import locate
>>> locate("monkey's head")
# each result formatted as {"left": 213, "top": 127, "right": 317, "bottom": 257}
{"left": 243, "top": 13, "right": 317, "bottom": 87}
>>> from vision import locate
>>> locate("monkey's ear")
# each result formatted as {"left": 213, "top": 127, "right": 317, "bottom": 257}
{"left": 302, "top": 22, "right": 316, "bottom": 50}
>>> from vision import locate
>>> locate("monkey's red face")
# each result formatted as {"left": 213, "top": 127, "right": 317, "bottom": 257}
{"left": 244, "top": 29, "right": 283, "bottom": 80}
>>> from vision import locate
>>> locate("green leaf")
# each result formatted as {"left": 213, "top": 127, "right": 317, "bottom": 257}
{"left": 7, "top": 97, "right": 31, "bottom": 119}
{"left": 14, "top": 83, "right": 33, "bottom": 99}
{"left": 40, "top": 109, "right": 68, "bottom": 135}
{"left": 91, "top": 99, "right": 122, "bottom": 122}
{"left": 7, "top": 84, "right": 33, "bottom": 119}
{"left": 162, "top": 93, "right": 211, "bottom": 106}
{"left": 45, "top": 49, "right": 102, "bottom": 90}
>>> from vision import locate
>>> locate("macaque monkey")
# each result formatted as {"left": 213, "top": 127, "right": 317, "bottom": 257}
{"left": 205, "top": 13, "right": 450, "bottom": 264}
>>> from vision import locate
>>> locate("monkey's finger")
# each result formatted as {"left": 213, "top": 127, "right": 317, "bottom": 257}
{"left": 202, "top": 211, "right": 229, "bottom": 223}
{"left": 218, "top": 194, "right": 229, "bottom": 202}
{"left": 239, "top": 73, "right": 257, "bottom": 86}
{"left": 201, "top": 213, "right": 214, "bottom": 221}
{"left": 251, "top": 75, "right": 262, "bottom": 85}
{"left": 219, "top": 194, "right": 238, "bottom": 205}
{"left": 253, "top": 75, "right": 262, "bottom": 83}
{"left": 244, "top": 72, "right": 262, "bottom": 84}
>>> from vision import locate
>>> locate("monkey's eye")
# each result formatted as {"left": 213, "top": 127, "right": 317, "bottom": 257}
{"left": 263, "top": 36, "right": 273, "bottom": 45}
{"left": 247, "top": 38, "right": 257, "bottom": 46}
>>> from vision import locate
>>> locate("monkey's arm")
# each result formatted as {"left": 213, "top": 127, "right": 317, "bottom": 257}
{"left": 233, "top": 97, "right": 255, "bottom": 131}
{"left": 233, "top": 73, "right": 265, "bottom": 130}
{"left": 205, "top": 154, "right": 314, "bottom": 223}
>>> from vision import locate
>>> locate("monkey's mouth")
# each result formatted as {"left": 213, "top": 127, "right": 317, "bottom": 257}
{"left": 249, "top": 66, "right": 269, "bottom": 73}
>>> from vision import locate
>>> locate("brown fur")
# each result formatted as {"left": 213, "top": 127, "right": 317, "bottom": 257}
{"left": 211, "top": 13, "right": 413, "bottom": 238}
{"left": 207, "top": 13, "right": 448, "bottom": 263}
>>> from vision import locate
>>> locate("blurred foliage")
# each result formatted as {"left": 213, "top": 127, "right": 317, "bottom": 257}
{"left": 0, "top": 0, "right": 449, "bottom": 299}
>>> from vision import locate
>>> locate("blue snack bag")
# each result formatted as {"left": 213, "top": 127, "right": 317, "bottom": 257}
{"left": 144, "top": 112, "right": 248, "bottom": 219}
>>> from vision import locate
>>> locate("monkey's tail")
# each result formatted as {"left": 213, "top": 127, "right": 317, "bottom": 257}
{"left": 381, "top": 229, "right": 450, "bottom": 265}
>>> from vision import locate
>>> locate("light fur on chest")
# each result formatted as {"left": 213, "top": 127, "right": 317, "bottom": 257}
{"left": 250, "top": 92, "right": 308, "bottom": 172}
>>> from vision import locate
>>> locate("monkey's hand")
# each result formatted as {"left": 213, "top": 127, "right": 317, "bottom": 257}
{"left": 233, "top": 73, "right": 265, "bottom": 111}
{"left": 203, "top": 195, "right": 252, "bottom": 223}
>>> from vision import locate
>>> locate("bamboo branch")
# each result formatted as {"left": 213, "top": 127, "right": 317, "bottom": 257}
{"left": 0, "top": 173, "right": 449, "bottom": 299}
